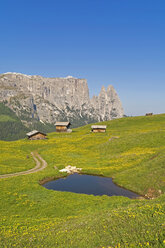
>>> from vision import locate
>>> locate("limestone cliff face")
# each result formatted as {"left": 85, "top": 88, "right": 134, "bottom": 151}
{"left": 0, "top": 72, "right": 124, "bottom": 127}
{"left": 91, "top": 85, "right": 124, "bottom": 121}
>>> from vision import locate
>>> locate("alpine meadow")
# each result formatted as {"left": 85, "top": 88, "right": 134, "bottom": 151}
{"left": 1, "top": 0, "right": 165, "bottom": 247}
{"left": 0, "top": 114, "right": 165, "bottom": 248}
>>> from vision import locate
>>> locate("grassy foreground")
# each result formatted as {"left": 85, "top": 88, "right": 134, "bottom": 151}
{"left": 0, "top": 114, "right": 165, "bottom": 247}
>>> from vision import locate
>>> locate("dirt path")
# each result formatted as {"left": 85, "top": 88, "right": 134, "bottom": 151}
{"left": 0, "top": 152, "right": 47, "bottom": 179}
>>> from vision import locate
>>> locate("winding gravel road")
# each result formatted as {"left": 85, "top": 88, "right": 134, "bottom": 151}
{"left": 0, "top": 152, "right": 47, "bottom": 179}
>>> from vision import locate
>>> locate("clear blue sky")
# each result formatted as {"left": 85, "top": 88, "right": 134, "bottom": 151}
{"left": 0, "top": 0, "right": 165, "bottom": 116}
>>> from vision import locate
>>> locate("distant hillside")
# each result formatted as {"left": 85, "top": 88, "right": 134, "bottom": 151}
{"left": 0, "top": 103, "right": 57, "bottom": 141}
{"left": 0, "top": 103, "right": 28, "bottom": 140}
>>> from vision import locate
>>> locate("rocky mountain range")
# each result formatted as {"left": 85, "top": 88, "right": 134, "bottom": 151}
{"left": 0, "top": 72, "right": 124, "bottom": 128}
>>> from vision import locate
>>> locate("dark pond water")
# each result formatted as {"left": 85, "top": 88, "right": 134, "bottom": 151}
{"left": 43, "top": 173, "right": 140, "bottom": 199}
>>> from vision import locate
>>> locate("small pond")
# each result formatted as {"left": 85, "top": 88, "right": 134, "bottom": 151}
{"left": 43, "top": 173, "right": 140, "bottom": 199}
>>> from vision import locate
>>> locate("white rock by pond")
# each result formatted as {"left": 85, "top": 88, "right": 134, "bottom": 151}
{"left": 59, "top": 165, "right": 82, "bottom": 174}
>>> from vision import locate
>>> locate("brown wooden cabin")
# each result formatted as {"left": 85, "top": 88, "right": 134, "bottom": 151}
{"left": 55, "top": 122, "right": 71, "bottom": 132}
{"left": 145, "top": 113, "right": 153, "bottom": 116}
{"left": 26, "top": 130, "right": 47, "bottom": 140}
{"left": 91, "top": 125, "right": 107, "bottom": 133}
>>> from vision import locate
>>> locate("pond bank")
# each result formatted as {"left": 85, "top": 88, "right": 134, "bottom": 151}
{"left": 41, "top": 173, "right": 145, "bottom": 199}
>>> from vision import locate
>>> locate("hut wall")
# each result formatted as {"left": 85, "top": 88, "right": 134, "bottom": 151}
{"left": 56, "top": 126, "right": 67, "bottom": 132}
{"left": 29, "top": 133, "right": 46, "bottom": 140}
{"left": 92, "top": 129, "right": 106, "bottom": 133}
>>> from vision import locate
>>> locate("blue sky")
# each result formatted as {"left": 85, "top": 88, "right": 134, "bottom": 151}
{"left": 0, "top": 0, "right": 165, "bottom": 116}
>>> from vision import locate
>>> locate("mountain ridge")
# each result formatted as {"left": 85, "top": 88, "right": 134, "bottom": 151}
{"left": 0, "top": 72, "right": 124, "bottom": 128}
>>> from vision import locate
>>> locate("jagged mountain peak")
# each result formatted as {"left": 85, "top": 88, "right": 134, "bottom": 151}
{"left": 100, "top": 85, "right": 106, "bottom": 91}
{"left": 107, "top": 85, "right": 115, "bottom": 91}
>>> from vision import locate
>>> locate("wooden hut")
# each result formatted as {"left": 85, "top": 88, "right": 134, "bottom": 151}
{"left": 55, "top": 122, "right": 71, "bottom": 132}
{"left": 91, "top": 125, "right": 107, "bottom": 133}
{"left": 145, "top": 113, "right": 153, "bottom": 116}
{"left": 26, "top": 130, "right": 47, "bottom": 140}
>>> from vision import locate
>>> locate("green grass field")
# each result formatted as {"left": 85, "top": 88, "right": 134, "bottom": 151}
{"left": 0, "top": 115, "right": 165, "bottom": 247}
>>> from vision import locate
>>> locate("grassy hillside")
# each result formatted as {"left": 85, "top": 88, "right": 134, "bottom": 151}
{"left": 0, "top": 102, "right": 57, "bottom": 141}
{"left": 0, "top": 114, "right": 165, "bottom": 247}
{"left": 0, "top": 103, "right": 29, "bottom": 141}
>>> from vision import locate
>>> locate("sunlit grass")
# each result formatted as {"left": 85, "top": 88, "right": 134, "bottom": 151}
{"left": 0, "top": 114, "right": 165, "bottom": 247}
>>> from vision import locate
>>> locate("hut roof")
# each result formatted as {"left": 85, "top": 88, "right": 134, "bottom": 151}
{"left": 26, "top": 130, "right": 47, "bottom": 137}
{"left": 91, "top": 125, "right": 107, "bottom": 129}
{"left": 55, "top": 122, "right": 70, "bottom": 126}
